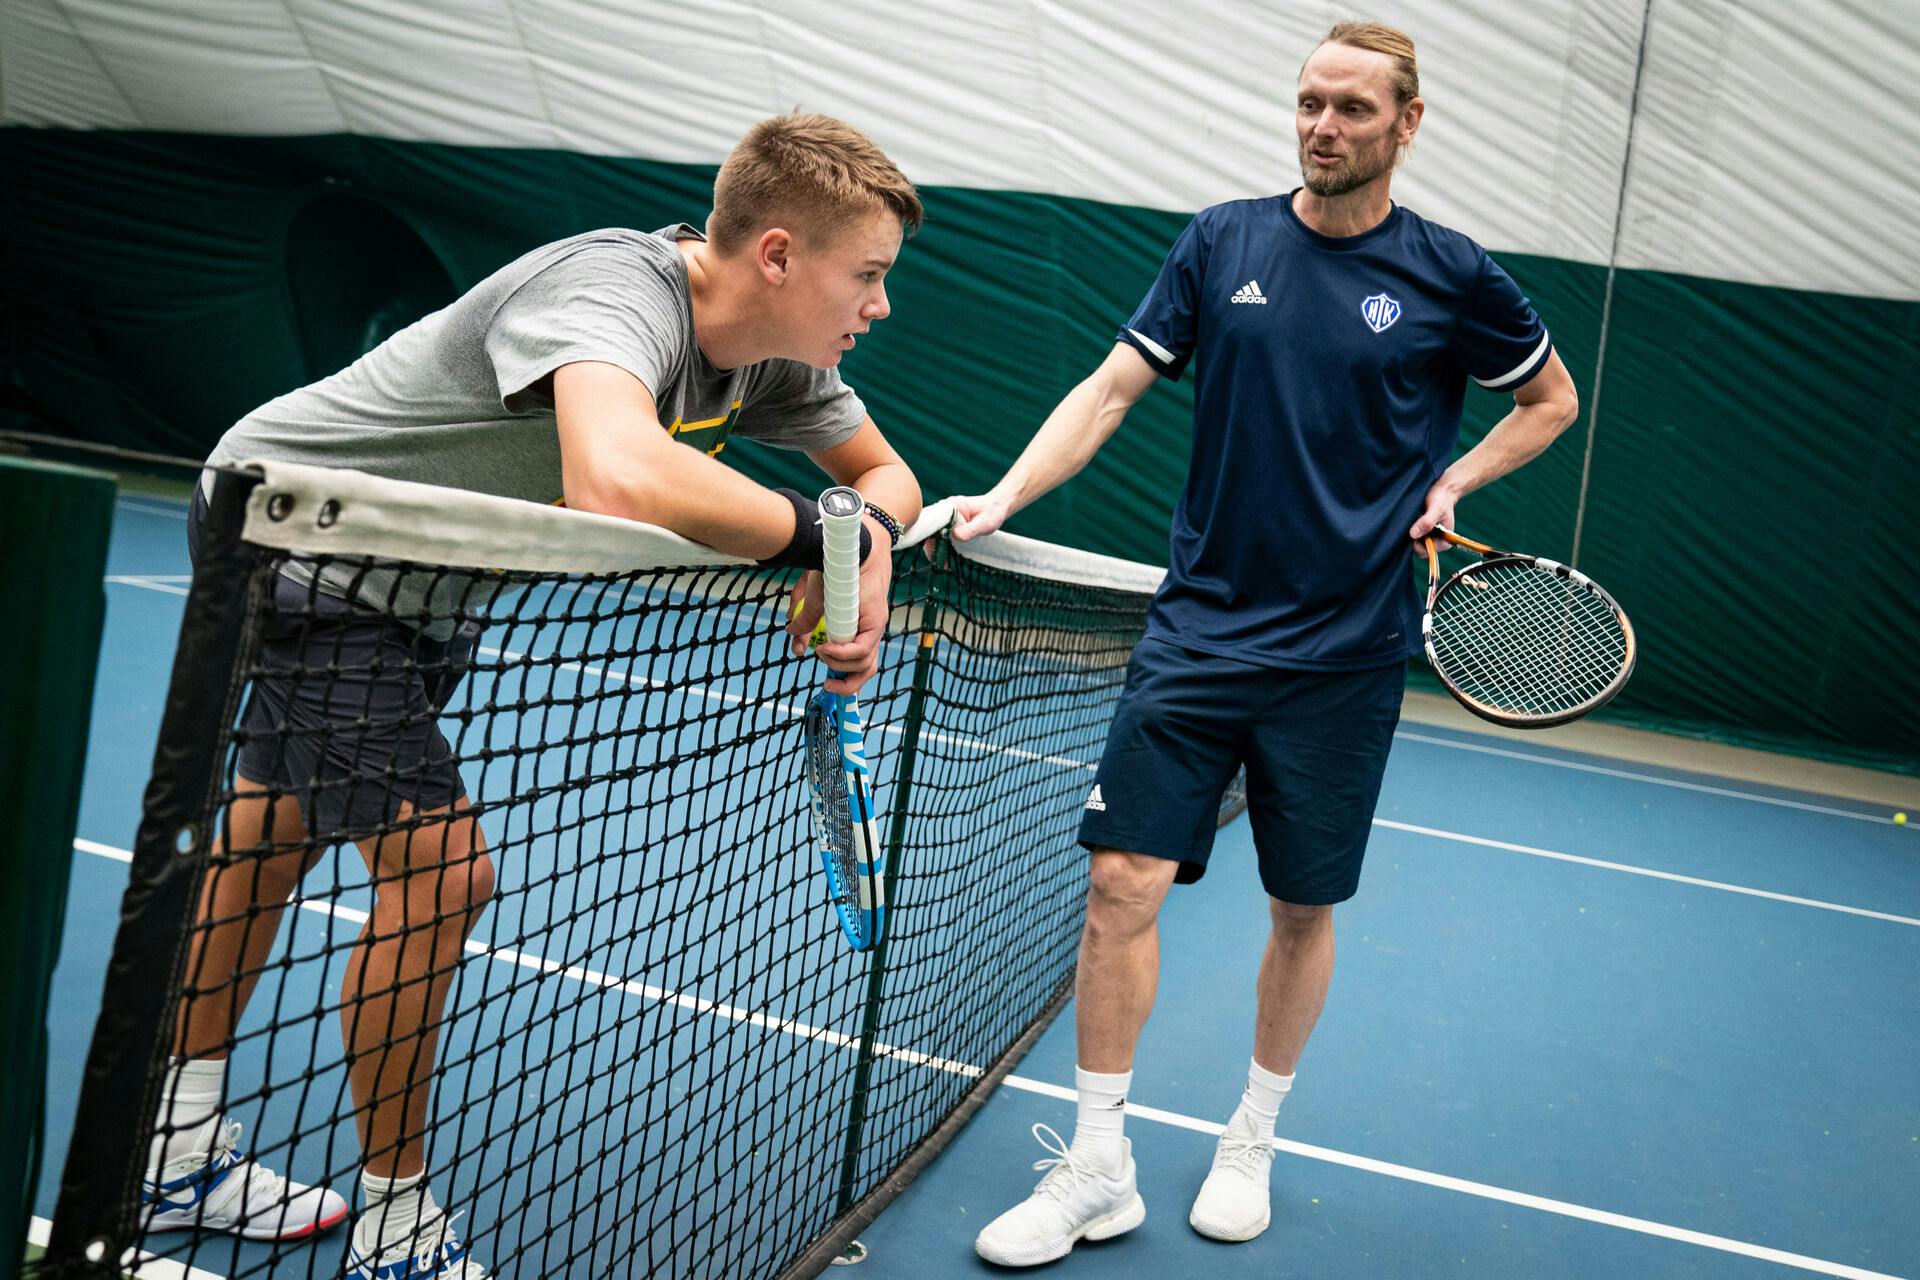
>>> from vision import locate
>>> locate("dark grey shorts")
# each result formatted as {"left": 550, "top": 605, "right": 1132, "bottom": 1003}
{"left": 190, "top": 482, "right": 478, "bottom": 842}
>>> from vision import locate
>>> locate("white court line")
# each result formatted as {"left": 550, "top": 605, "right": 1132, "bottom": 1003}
{"left": 74, "top": 838, "right": 133, "bottom": 863}
{"left": 72, "top": 658, "right": 1912, "bottom": 931}
{"left": 1373, "top": 820, "right": 1920, "bottom": 928}
{"left": 73, "top": 838, "right": 980, "bottom": 1077}
{"left": 92, "top": 590, "right": 1906, "bottom": 913}
{"left": 297, "top": 896, "right": 983, "bottom": 1078}
{"left": 1394, "top": 731, "right": 1896, "bottom": 824}
{"left": 403, "top": 654, "right": 1920, "bottom": 825}
{"left": 479, "top": 645, "right": 811, "bottom": 722}
{"left": 471, "top": 654, "right": 1914, "bottom": 918}
{"left": 999, "top": 1078, "right": 1906, "bottom": 1280}
{"left": 115, "top": 499, "right": 189, "bottom": 520}
{"left": 477, "top": 645, "right": 1083, "bottom": 769}
{"left": 28, "top": 1214, "right": 227, "bottom": 1280}
{"left": 63, "top": 836, "right": 1909, "bottom": 1280}
{"left": 100, "top": 571, "right": 1898, "bottom": 823}
{"left": 80, "top": 804, "right": 1918, "bottom": 942}
{"left": 106, "top": 575, "right": 191, "bottom": 596}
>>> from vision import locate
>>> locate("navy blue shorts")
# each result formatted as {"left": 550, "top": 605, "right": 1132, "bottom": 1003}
{"left": 1077, "top": 636, "right": 1403, "bottom": 905}
{"left": 190, "top": 483, "right": 478, "bottom": 842}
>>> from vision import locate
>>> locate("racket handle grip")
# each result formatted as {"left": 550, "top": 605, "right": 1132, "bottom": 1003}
{"left": 818, "top": 486, "right": 864, "bottom": 644}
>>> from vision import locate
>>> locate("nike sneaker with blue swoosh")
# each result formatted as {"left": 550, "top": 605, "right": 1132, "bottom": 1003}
{"left": 349, "top": 1202, "right": 490, "bottom": 1278}
{"left": 142, "top": 1117, "right": 348, "bottom": 1240}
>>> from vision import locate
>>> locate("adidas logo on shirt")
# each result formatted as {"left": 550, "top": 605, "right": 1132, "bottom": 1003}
{"left": 1230, "top": 280, "right": 1268, "bottom": 304}
{"left": 1085, "top": 785, "right": 1107, "bottom": 812}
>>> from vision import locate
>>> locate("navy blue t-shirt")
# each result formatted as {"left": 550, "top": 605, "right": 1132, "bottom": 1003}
{"left": 1118, "top": 192, "right": 1552, "bottom": 670}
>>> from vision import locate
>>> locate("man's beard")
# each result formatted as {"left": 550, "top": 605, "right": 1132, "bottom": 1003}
{"left": 1298, "top": 134, "right": 1397, "bottom": 197}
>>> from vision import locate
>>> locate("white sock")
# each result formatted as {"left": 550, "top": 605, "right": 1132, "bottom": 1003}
{"left": 1071, "top": 1066, "right": 1132, "bottom": 1168}
{"left": 1228, "top": 1058, "right": 1294, "bottom": 1140}
{"left": 359, "top": 1169, "right": 433, "bottom": 1247}
{"left": 151, "top": 1057, "right": 225, "bottom": 1168}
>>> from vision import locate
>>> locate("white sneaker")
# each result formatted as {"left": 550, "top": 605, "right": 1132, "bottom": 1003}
{"left": 1188, "top": 1120, "right": 1275, "bottom": 1242}
{"left": 974, "top": 1123, "right": 1145, "bottom": 1267}
{"left": 141, "top": 1118, "right": 349, "bottom": 1241}
{"left": 347, "top": 1204, "right": 491, "bottom": 1279}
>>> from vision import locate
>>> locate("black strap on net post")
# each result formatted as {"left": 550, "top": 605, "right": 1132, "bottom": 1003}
{"left": 40, "top": 468, "right": 265, "bottom": 1277}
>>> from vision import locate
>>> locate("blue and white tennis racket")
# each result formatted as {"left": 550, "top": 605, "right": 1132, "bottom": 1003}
{"left": 801, "top": 486, "right": 885, "bottom": 951}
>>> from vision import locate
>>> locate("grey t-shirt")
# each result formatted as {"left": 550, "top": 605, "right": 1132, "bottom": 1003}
{"left": 208, "top": 225, "right": 866, "bottom": 630}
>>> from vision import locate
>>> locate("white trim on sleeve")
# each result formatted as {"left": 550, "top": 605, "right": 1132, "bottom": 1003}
{"left": 1125, "top": 327, "right": 1177, "bottom": 367}
{"left": 1473, "top": 332, "right": 1553, "bottom": 390}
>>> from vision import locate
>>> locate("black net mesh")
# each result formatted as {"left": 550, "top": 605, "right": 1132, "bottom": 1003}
{"left": 41, "top": 507, "right": 1159, "bottom": 1280}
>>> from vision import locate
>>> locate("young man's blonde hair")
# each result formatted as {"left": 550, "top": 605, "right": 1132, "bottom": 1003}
{"left": 1320, "top": 20, "right": 1421, "bottom": 108}
{"left": 709, "top": 112, "right": 923, "bottom": 254}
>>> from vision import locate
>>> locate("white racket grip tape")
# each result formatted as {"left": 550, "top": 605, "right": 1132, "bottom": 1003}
{"left": 818, "top": 486, "right": 864, "bottom": 644}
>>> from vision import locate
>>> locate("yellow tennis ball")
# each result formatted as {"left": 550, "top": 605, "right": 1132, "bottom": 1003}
{"left": 788, "top": 597, "right": 829, "bottom": 648}
{"left": 1897, "top": 812, "right": 1908, "bottom": 825}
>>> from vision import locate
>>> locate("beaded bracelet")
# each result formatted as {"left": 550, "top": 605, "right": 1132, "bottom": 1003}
{"left": 862, "top": 500, "right": 903, "bottom": 548}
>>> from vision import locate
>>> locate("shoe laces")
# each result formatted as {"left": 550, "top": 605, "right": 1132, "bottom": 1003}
{"left": 1026, "top": 1123, "right": 1106, "bottom": 1202}
{"left": 204, "top": 1120, "right": 289, "bottom": 1206}
{"left": 433, "top": 1212, "right": 493, "bottom": 1280}
{"left": 375, "top": 1207, "right": 479, "bottom": 1277}
{"left": 1215, "top": 1126, "right": 1274, "bottom": 1179}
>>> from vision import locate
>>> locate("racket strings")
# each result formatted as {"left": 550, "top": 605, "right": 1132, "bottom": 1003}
{"left": 1430, "top": 562, "right": 1629, "bottom": 717}
{"left": 805, "top": 702, "right": 857, "bottom": 866}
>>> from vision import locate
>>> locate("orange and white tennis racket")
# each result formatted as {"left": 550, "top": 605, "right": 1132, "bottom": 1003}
{"left": 1421, "top": 528, "right": 1636, "bottom": 729}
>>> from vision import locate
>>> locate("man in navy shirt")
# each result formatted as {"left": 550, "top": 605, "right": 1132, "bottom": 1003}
{"left": 957, "top": 21, "right": 1579, "bottom": 1264}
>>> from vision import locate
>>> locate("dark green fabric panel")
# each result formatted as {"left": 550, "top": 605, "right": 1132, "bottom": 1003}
{"left": 1451, "top": 252, "right": 1607, "bottom": 559}
{"left": 0, "top": 458, "right": 115, "bottom": 1280}
{"left": 4, "top": 127, "right": 1916, "bottom": 766}
{"left": 2, "top": 130, "right": 719, "bottom": 452}
{"left": 1577, "top": 270, "right": 1920, "bottom": 766}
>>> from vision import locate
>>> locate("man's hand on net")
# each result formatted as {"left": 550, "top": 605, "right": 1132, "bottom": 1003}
{"left": 949, "top": 491, "right": 1013, "bottom": 542}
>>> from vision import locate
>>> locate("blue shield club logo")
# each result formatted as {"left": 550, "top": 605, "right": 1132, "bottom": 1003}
{"left": 1361, "top": 292, "right": 1401, "bottom": 333}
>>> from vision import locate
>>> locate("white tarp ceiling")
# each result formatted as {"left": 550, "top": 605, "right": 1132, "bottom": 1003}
{"left": 5, "top": 0, "right": 1916, "bottom": 300}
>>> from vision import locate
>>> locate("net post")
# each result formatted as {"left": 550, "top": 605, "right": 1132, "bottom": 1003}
{"left": 830, "top": 537, "right": 950, "bottom": 1220}
{"left": 42, "top": 469, "right": 263, "bottom": 1275}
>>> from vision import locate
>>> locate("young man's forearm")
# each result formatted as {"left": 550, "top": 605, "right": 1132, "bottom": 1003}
{"left": 566, "top": 440, "right": 801, "bottom": 560}
{"left": 849, "top": 460, "right": 922, "bottom": 542}
{"left": 575, "top": 447, "right": 922, "bottom": 567}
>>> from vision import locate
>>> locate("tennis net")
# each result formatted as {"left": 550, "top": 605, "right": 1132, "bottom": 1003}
{"left": 37, "top": 461, "right": 1174, "bottom": 1280}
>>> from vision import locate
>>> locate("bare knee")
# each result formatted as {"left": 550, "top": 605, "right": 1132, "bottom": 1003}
{"left": 370, "top": 820, "right": 495, "bottom": 926}
{"left": 440, "top": 845, "right": 495, "bottom": 916}
{"left": 1084, "top": 850, "right": 1173, "bottom": 941}
{"left": 423, "top": 843, "right": 493, "bottom": 917}
{"left": 1269, "top": 898, "right": 1333, "bottom": 942}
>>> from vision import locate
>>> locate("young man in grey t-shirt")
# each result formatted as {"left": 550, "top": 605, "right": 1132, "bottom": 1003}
{"left": 144, "top": 113, "right": 924, "bottom": 1280}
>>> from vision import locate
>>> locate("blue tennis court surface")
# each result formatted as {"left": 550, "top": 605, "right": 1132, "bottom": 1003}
{"left": 34, "top": 494, "right": 1920, "bottom": 1279}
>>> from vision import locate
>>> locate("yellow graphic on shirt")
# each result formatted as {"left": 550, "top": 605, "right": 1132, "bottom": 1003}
{"left": 548, "top": 398, "right": 745, "bottom": 514}
{"left": 668, "top": 399, "right": 745, "bottom": 458}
